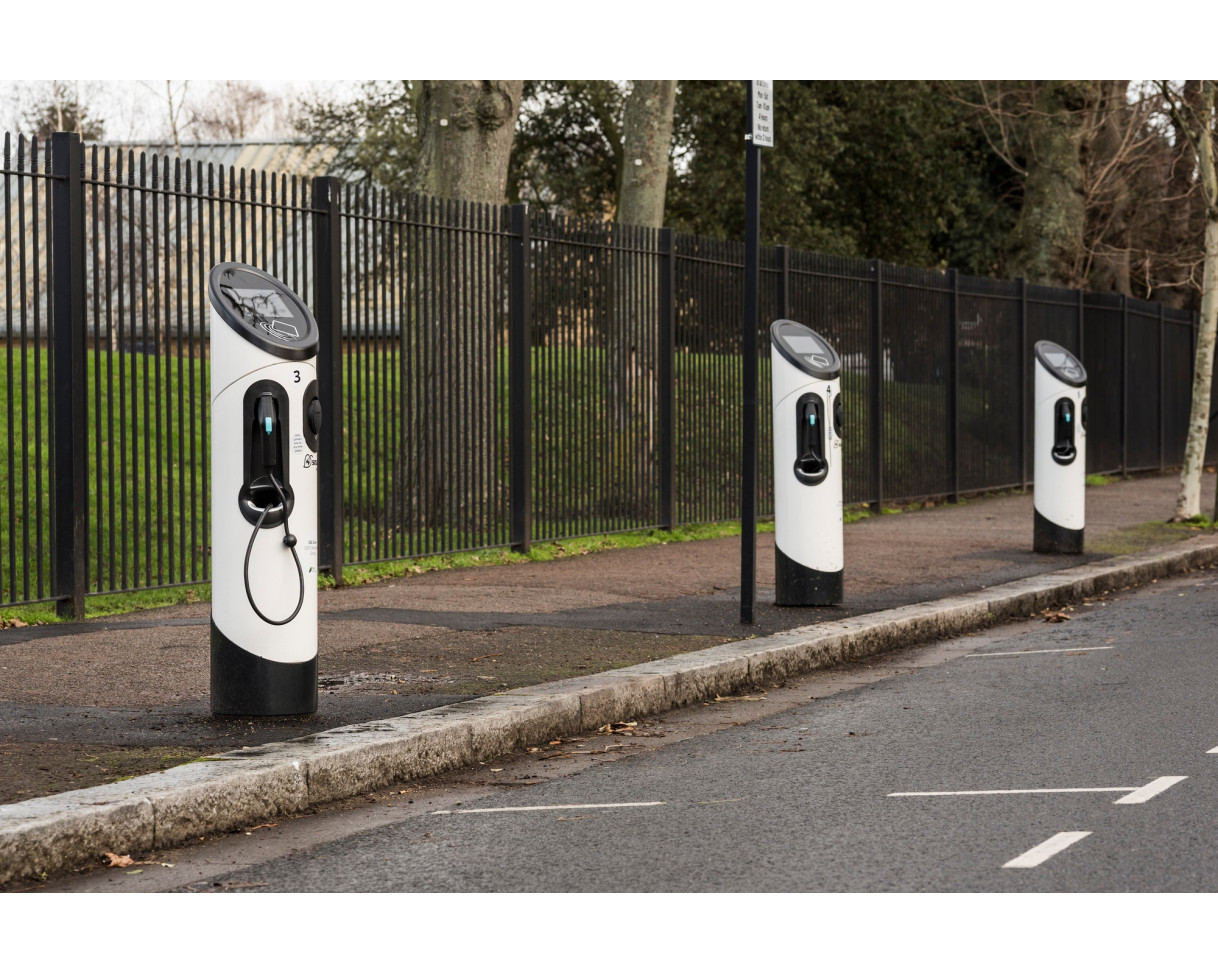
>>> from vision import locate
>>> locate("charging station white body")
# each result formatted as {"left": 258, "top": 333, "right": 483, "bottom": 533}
{"left": 1033, "top": 340, "right": 1087, "bottom": 554}
{"left": 771, "top": 320, "right": 844, "bottom": 605}
{"left": 209, "top": 262, "right": 320, "bottom": 715}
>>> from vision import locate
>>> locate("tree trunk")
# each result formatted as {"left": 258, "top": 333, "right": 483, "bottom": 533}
{"left": 418, "top": 81, "right": 522, "bottom": 201}
{"left": 607, "top": 81, "right": 676, "bottom": 522}
{"left": 1173, "top": 81, "right": 1218, "bottom": 520}
{"left": 407, "top": 82, "right": 521, "bottom": 543}
{"left": 616, "top": 81, "right": 677, "bottom": 225}
{"left": 1177, "top": 214, "right": 1218, "bottom": 518}
{"left": 1011, "top": 81, "right": 1094, "bottom": 288}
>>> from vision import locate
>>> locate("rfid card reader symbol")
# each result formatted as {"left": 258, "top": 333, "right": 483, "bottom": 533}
{"left": 261, "top": 319, "right": 300, "bottom": 343}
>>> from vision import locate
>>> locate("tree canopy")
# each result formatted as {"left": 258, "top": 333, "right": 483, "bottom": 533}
{"left": 293, "top": 79, "right": 1208, "bottom": 307}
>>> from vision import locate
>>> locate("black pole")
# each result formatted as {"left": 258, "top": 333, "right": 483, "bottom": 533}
{"left": 1121, "top": 294, "right": 1129, "bottom": 474}
{"left": 509, "top": 203, "right": 532, "bottom": 553}
{"left": 658, "top": 227, "right": 676, "bottom": 530}
{"left": 948, "top": 268, "right": 960, "bottom": 503}
{"left": 312, "top": 176, "right": 344, "bottom": 587}
{"left": 741, "top": 82, "right": 761, "bottom": 625}
{"left": 1018, "top": 277, "right": 1028, "bottom": 489}
{"left": 869, "top": 261, "right": 884, "bottom": 512}
{"left": 51, "top": 132, "right": 87, "bottom": 619}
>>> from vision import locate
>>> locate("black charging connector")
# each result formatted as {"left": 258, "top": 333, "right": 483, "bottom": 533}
{"left": 241, "top": 384, "right": 305, "bottom": 627}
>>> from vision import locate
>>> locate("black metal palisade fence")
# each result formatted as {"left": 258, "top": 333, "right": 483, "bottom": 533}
{"left": 0, "top": 133, "right": 1205, "bottom": 617}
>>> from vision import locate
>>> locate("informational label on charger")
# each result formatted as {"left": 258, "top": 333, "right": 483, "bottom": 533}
{"left": 751, "top": 81, "right": 774, "bottom": 148}
{"left": 292, "top": 432, "right": 304, "bottom": 454}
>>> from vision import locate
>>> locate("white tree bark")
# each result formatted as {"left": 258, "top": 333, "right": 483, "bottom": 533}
{"left": 1171, "top": 81, "right": 1218, "bottom": 520}
{"left": 1176, "top": 215, "right": 1218, "bottom": 518}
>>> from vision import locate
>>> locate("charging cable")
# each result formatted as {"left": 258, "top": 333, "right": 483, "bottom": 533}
{"left": 243, "top": 471, "right": 305, "bottom": 626}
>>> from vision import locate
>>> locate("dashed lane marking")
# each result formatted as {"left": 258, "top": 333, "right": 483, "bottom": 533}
{"left": 431, "top": 801, "right": 666, "bottom": 816}
{"left": 1112, "top": 776, "right": 1188, "bottom": 804}
{"left": 889, "top": 787, "right": 1128, "bottom": 797}
{"left": 966, "top": 646, "right": 1110, "bottom": 658}
{"left": 891, "top": 776, "right": 1186, "bottom": 804}
{"left": 1003, "top": 832, "right": 1092, "bottom": 869}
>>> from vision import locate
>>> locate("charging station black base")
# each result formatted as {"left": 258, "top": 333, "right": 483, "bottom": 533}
{"left": 1033, "top": 509, "right": 1084, "bottom": 555}
{"left": 774, "top": 545, "right": 843, "bottom": 606}
{"left": 210, "top": 620, "right": 318, "bottom": 716}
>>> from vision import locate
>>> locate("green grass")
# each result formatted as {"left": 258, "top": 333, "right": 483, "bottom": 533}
{"left": 0, "top": 519, "right": 770, "bottom": 625}
{"left": 0, "top": 341, "right": 1038, "bottom": 615}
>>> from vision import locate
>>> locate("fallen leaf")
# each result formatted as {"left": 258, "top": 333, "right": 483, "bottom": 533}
{"left": 597, "top": 721, "right": 638, "bottom": 735}
{"left": 713, "top": 694, "right": 767, "bottom": 703}
{"left": 105, "top": 852, "right": 134, "bottom": 868}
{"left": 1043, "top": 609, "right": 1071, "bottom": 623}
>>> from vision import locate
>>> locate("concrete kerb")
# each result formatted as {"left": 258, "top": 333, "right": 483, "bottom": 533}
{"left": 2, "top": 536, "right": 1217, "bottom": 886}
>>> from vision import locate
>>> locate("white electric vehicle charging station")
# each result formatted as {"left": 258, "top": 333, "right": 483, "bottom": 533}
{"left": 1033, "top": 339, "right": 1087, "bottom": 554}
{"left": 770, "top": 319, "right": 844, "bottom": 605}
{"left": 209, "top": 262, "right": 321, "bottom": 716}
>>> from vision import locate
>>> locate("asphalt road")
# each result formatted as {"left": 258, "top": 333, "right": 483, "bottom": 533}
{"left": 38, "top": 567, "right": 1218, "bottom": 893}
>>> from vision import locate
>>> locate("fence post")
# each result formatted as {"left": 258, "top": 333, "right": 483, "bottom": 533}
{"left": 1159, "top": 303, "right": 1165, "bottom": 471}
{"left": 777, "top": 244, "right": 790, "bottom": 320}
{"left": 1018, "top": 277, "right": 1028, "bottom": 489}
{"left": 51, "top": 132, "right": 86, "bottom": 619}
{"left": 658, "top": 228, "right": 676, "bottom": 530}
{"left": 312, "top": 175, "right": 344, "bottom": 586}
{"left": 869, "top": 260, "right": 884, "bottom": 513}
{"left": 509, "top": 203, "right": 532, "bottom": 553}
{"left": 1077, "top": 289, "right": 1085, "bottom": 360}
{"left": 1121, "top": 294, "right": 1128, "bottom": 474}
{"left": 948, "top": 268, "right": 960, "bottom": 503}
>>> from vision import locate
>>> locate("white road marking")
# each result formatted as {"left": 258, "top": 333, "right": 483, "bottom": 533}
{"left": 1112, "top": 776, "right": 1187, "bottom": 804}
{"left": 1003, "top": 832, "right": 1092, "bottom": 869}
{"left": 967, "top": 646, "right": 1110, "bottom": 657}
{"left": 891, "top": 775, "right": 1187, "bottom": 805}
{"left": 889, "top": 787, "right": 1129, "bottom": 797}
{"left": 1207, "top": 745, "right": 1218, "bottom": 754}
{"left": 431, "top": 801, "right": 666, "bottom": 816}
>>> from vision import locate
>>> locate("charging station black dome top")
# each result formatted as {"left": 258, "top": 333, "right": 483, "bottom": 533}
{"left": 1034, "top": 340, "right": 1086, "bottom": 387}
{"left": 771, "top": 319, "right": 841, "bottom": 379}
{"left": 209, "top": 262, "right": 318, "bottom": 361}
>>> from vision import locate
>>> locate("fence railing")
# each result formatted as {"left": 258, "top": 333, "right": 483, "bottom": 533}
{"left": 0, "top": 132, "right": 1204, "bottom": 616}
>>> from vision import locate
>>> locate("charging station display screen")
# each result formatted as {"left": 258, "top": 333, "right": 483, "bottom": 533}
{"left": 773, "top": 321, "right": 840, "bottom": 379}
{"left": 222, "top": 287, "right": 295, "bottom": 321}
{"left": 1045, "top": 350, "right": 1082, "bottom": 379}
{"left": 785, "top": 334, "right": 825, "bottom": 355}
{"left": 210, "top": 263, "right": 318, "bottom": 360}
{"left": 1035, "top": 341, "right": 1086, "bottom": 386}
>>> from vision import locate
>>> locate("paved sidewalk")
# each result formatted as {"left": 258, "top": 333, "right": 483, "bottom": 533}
{"left": 0, "top": 472, "right": 1211, "bottom": 811}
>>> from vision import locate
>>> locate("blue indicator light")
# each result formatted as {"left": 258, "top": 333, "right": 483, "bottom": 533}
{"left": 265, "top": 417, "right": 273, "bottom": 434}
{"left": 1065, "top": 412, "right": 1071, "bottom": 422}
{"left": 809, "top": 414, "right": 816, "bottom": 425}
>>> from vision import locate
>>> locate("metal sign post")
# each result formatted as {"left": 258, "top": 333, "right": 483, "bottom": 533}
{"left": 741, "top": 80, "right": 773, "bottom": 625}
